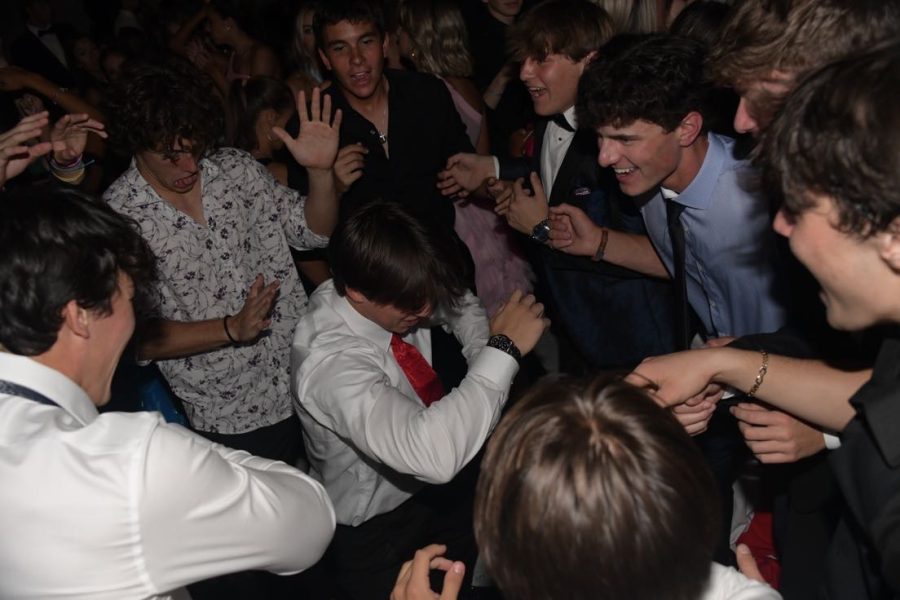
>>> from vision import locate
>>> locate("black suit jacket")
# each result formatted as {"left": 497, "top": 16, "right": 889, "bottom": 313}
{"left": 10, "top": 30, "right": 77, "bottom": 89}
{"left": 500, "top": 119, "right": 677, "bottom": 369}
{"left": 325, "top": 69, "right": 474, "bottom": 228}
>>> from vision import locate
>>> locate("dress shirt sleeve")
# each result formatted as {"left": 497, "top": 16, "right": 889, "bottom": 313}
{"left": 299, "top": 344, "right": 518, "bottom": 485}
{"left": 266, "top": 166, "right": 330, "bottom": 251}
{"left": 438, "top": 291, "right": 491, "bottom": 363}
{"left": 137, "top": 421, "right": 335, "bottom": 593}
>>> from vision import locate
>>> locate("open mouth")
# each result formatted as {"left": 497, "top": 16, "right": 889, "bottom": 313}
{"left": 350, "top": 71, "right": 371, "bottom": 86}
{"left": 613, "top": 167, "right": 636, "bottom": 176}
{"left": 174, "top": 173, "right": 198, "bottom": 189}
{"left": 527, "top": 86, "right": 547, "bottom": 98}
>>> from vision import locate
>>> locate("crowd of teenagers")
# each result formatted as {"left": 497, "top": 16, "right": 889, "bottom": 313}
{"left": 1, "top": 0, "right": 899, "bottom": 598}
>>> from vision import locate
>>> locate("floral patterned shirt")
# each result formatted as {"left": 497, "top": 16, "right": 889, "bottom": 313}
{"left": 105, "top": 148, "right": 329, "bottom": 434}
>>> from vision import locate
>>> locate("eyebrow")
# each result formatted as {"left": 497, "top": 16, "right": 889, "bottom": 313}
{"left": 326, "top": 28, "right": 379, "bottom": 49}
{"left": 603, "top": 133, "right": 641, "bottom": 142}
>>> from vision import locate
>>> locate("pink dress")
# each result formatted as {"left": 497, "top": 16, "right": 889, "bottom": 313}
{"left": 440, "top": 77, "right": 534, "bottom": 315}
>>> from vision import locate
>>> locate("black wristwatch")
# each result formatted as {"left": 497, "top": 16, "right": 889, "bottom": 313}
{"left": 530, "top": 219, "right": 551, "bottom": 244}
{"left": 487, "top": 334, "right": 522, "bottom": 362}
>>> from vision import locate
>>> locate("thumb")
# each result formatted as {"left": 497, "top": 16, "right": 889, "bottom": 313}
{"left": 249, "top": 274, "right": 265, "bottom": 296}
{"left": 440, "top": 562, "right": 465, "bottom": 600}
{"left": 736, "top": 544, "right": 765, "bottom": 583}
{"left": 271, "top": 127, "right": 291, "bottom": 146}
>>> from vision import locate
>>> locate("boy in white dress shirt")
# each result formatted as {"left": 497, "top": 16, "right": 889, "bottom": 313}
{"left": 292, "top": 198, "right": 548, "bottom": 599}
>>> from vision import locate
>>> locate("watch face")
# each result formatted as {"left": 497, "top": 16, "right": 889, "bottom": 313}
{"left": 531, "top": 221, "right": 551, "bottom": 243}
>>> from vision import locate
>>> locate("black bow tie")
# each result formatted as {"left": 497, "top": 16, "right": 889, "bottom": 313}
{"left": 551, "top": 113, "right": 575, "bottom": 132}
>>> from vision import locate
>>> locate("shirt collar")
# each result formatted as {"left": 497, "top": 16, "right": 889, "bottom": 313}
{"left": 331, "top": 285, "right": 395, "bottom": 352}
{"left": 27, "top": 24, "right": 54, "bottom": 37}
{"left": 0, "top": 353, "right": 98, "bottom": 425}
{"left": 667, "top": 132, "right": 725, "bottom": 210}
{"left": 564, "top": 105, "right": 578, "bottom": 129}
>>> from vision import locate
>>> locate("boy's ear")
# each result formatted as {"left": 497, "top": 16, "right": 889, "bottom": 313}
{"left": 880, "top": 216, "right": 900, "bottom": 271}
{"left": 318, "top": 48, "right": 332, "bottom": 71}
{"left": 345, "top": 287, "right": 367, "bottom": 304}
{"left": 676, "top": 111, "right": 704, "bottom": 147}
{"left": 261, "top": 108, "right": 277, "bottom": 126}
{"left": 61, "top": 300, "right": 90, "bottom": 340}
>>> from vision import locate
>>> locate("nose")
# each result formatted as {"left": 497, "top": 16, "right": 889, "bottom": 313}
{"left": 597, "top": 138, "right": 617, "bottom": 168}
{"left": 174, "top": 153, "right": 198, "bottom": 173}
{"left": 350, "top": 44, "right": 363, "bottom": 64}
{"left": 520, "top": 57, "right": 536, "bottom": 81}
{"left": 772, "top": 206, "right": 795, "bottom": 238}
{"left": 733, "top": 97, "right": 759, "bottom": 136}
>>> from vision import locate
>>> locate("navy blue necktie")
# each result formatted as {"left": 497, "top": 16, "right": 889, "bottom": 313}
{"left": 666, "top": 198, "right": 691, "bottom": 350}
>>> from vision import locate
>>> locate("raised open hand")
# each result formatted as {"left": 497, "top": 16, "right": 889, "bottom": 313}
{"left": 274, "top": 87, "right": 342, "bottom": 172}
{"left": 50, "top": 113, "right": 107, "bottom": 163}
{"left": 225, "top": 274, "right": 281, "bottom": 344}
{"left": 0, "top": 112, "right": 53, "bottom": 187}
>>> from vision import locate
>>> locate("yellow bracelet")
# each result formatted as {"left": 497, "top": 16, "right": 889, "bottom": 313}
{"left": 746, "top": 349, "right": 769, "bottom": 398}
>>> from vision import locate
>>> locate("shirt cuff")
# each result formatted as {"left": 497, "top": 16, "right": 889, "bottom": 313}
{"left": 823, "top": 432, "right": 841, "bottom": 450}
{"left": 469, "top": 345, "right": 519, "bottom": 389}
{"left": 491, "top": 156, "right": 500, "bottom": 180}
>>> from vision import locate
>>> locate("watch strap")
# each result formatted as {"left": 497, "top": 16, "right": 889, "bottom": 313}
{"left": 487, "top": 334, "right": 522, "bottom": 362}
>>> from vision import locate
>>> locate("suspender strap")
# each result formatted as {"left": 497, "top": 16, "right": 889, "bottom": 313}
{"left": 0, "top": 380, "right": 60, "bottom": 407}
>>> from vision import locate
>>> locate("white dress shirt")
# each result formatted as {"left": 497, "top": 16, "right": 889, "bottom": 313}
{"left": 540, "top": 105, "right": 578, "bottom": 195}
{"left": 292, "top": 280, "right": 518, "bottom": 526}
{"left": 700, "top": 563, "right": 782, "bottom": 599}
{"left": 27, "top": 24, "right": 67, "bottom": 67}
{"left": 0, "top": 353, "right": 335, "bottom": 600}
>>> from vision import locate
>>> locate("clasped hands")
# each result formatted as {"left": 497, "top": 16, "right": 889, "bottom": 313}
{"left": 627, "top": 345, "right": 825, "bottom": 463}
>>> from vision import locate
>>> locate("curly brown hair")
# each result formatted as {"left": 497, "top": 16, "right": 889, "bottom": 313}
{"left": 105, "top": 55, "right": 226, "bottom": 158}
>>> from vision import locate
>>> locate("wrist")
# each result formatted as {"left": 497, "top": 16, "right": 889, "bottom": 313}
{"left": 590, "top": 226, "right": 609, "bottom": 261}
{"left": 223, "top": 314, "right": 239, "bottom": 344}
{"left": 714, "top": 347, "right": 755, "bottom": 389}
{"left": 530, "top": 219, "right": 551, "bottom": 244}
{"left": 487, "top": 334, "right": 521, "bottom": 362}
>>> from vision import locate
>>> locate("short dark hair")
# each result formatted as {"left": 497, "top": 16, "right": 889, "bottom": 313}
{"left": 0, "top": 187, "right": 157, "bottom": 355}
{"left": 710, "top": 0, "right": 900, "bottom": 127}
{"left": 579, "top": 34, "right": 709, "bottom": 133}
{"left": 762, "top": 42, "right": 900, "bottom": 238}
{"left": 474, "top": 376, "right": 720, "bottom": 600}
{"left": 507, "top": 0, "right": 614, "bottom": 62}
{"left": 328, "top": 200, "right": 469, "bottom": 313}
{"left": 105, "top": 55, "right": 225, "bottom": 158}
{"left": 313, "top": 0, "right": 385, "bottom": 51}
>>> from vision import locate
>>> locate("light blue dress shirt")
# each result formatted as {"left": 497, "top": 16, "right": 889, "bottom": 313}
{"left": 640, "top": 133, "right": 788, "bottom": 338}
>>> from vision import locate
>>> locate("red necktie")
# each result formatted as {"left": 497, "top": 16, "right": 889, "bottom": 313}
{"left": 390, "top": 334, "right": 446, "bottom": 406}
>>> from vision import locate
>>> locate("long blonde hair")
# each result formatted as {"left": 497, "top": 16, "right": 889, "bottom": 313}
{"left": 590, "top": 0, "right": 659, "bottom": 33}
{"left": 397, "top": 0, "right": 473, "bottom": 78}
